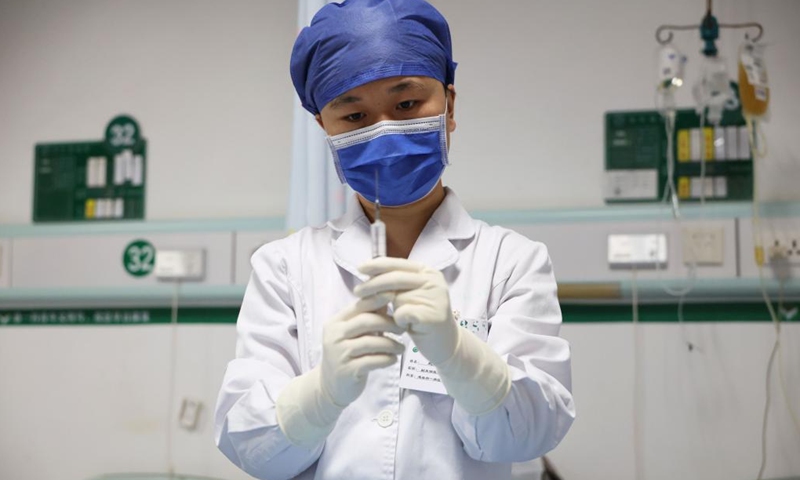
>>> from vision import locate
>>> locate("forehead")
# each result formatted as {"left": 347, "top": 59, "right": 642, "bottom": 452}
{"left": 323, "top": 76, "right": 442, "bottom": 111}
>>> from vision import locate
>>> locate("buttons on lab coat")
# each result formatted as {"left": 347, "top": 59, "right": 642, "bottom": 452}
{"left": 376, "top": 410, "right": 394, "bottom": 428}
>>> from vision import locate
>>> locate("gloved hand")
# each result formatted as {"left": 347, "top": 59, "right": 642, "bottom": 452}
{"left": 356, "top": 257, "right": 511, "bottom": 416}
{"left": 355, "top": 257, "right": 458, "bottom": 365}
{"left": 276, "top": 293, "right": 405, "bottom": 447}
{"left": 318, "top": 292, "right": 406, "bottom": 407}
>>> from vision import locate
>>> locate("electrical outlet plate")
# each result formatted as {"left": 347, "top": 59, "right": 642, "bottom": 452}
{"left": 154, "top": 249, "right": 206, "bottom": 280}
{"left": 682, "top": 227, "right": 724, "bottom": 266}
{"left": 178, "top": 398, "right": 203, "bottom": 430}
{"left": 761, "top": 230, "right": 800, "bottom": 264}
{"left": 608, "top": 234, "right": 668, "bottom": 269}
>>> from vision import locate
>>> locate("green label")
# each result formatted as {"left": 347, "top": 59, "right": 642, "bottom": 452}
{"left": 0, "top": 310, "right": 151, "bottom": 326}
{"left": 0, "top": 308, "right": 240, "bottom": 326}
{"left": 123, "top": 239, "right": 155, "bottom": 277}
{"left": 105, "top": 115, "right": 141, "bottom": 149}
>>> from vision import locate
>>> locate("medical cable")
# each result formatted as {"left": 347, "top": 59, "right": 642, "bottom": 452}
{"left": 631, "top": 267, "right": 645, "bottom": 480}
{"left": 652, "top": 217, "right": 699, "bottom": 352}
{"left": 749, "top": 115, "right": 800, "bottom": 480}
{"left": 659, "top": 116, "right": 698, "bottom": 348}
{"left": 699, "top": 109, "right": 708, "bottom": 206}
{"left": 775, "top": 281, "right": 799, "bottom": 436}
{"left": 655, "top": 105, "right": 700, "bottom": 351}
{"left": 167, "top": 280, "right": 181, "bottom": 478}
{"left": 659, "top": 108, "right": 681, "bottom": 218}
{"left": 749, "top": 115, "right": 799, "bottom": 431}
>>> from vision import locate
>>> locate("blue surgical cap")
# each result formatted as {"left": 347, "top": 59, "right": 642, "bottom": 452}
{"left": 290, "top": 0, "right": 457, "bottom": 114}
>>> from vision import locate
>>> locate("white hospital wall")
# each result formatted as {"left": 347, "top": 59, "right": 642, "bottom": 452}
{"left": 1, "top": 2, "right": 800, "bottom": 480}
{"left": 431, "top": 0, "right": 800, "bottom": 211}
{"left": 557, "top": 322, "right": 800, "bottom": 480}
{"left": 1, "top": 319, "right": 798, "bottom": 480}
{"left": 1, "top": 0, "right": 799, "bottom": 223}
{"left": 0, "top": 0, "right": 297, "bottom": 224}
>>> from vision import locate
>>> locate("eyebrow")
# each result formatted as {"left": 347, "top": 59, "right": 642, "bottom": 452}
{"left": 328, "top": 95, "right": 362, "bottom": 110}
{"left": 387, "top": 80, "right": 427, "bottom": 94}
{"left": 327, "top": 80, "right": 429, "bottom": 111}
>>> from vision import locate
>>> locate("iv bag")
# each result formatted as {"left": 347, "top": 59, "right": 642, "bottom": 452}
{"left": 693, "top": 55, "right": 737, "bottom": 125}
{"left": 658, "top": 44, "right": 686, "bottom": 90}
{"left": 738, "top": 40, "right": 769, "bottom": 117}
{"left": 657, "top": 44, "right": 686, "bottom": 111}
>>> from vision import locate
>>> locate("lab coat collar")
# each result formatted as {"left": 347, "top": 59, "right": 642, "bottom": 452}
{"left": 329, "top": 187, "right": 476, "bottom": 281}
{"left": 429, "top": 187, "right": 476, "bottom": 241}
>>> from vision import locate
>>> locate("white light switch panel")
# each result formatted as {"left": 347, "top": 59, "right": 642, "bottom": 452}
{"left": 608, "top": 234, "right": 668, "bottom": 269}
{"left": 155, "top": 249, "right": 206, "bottom": 280}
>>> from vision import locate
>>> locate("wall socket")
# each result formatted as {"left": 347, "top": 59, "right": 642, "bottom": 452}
{"left": 178, "top": 398, "right": 203, "bottom": 430}
{"left": 760, "top": 230, "right": 800, "bottom": 264}
{"left": 682, "top": 227, "right": 724, "bottom": 266}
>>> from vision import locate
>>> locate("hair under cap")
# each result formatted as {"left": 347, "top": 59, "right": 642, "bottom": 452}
{"left": 290, "top": 0, "right": 457, "bottom": 114}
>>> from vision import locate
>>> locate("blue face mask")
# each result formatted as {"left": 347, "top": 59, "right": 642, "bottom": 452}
{"left": 327, "top": 104, "right": 449, "bottom": 207}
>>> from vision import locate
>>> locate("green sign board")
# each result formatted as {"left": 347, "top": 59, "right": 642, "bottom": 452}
{"left": 123, "top": 239, "right": 155, "bottom": 277}
{"left": 33, "top": 115, "right": 147, "bottom": 222}
{"left": 605, "top": 97, "right": 754, "bottom": 204}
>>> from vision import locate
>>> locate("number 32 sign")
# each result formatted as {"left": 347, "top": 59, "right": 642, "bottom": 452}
{"left": 123, "top": 239, "right": 155, "bottom": 277}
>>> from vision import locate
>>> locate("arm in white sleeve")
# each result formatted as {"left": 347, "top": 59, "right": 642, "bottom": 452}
{"left": 450, "top": 236, "right": 576, "bottom": 463}
{"left": 214, "top": 243, "right": 323, "bottom": 480}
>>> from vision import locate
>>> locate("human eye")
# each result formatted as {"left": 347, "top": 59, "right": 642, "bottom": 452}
{"left": 396, "top": 100, "right": 417, "bottom": 111}
{"left": 343, "top": 112, "right": 366, "bottom": 122}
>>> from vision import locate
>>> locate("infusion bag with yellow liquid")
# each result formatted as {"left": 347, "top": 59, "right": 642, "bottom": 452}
{"left": 738, "top": 40, "right": 769, "bottom": 117}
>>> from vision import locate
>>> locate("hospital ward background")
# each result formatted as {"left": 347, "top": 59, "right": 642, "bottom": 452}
{"left": 0, "top": 0, "right": 799, "bottom": 479}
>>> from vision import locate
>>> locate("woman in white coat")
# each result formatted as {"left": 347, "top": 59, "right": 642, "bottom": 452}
{"left": 214, "top": 1, "right": 575, "bottom": 478}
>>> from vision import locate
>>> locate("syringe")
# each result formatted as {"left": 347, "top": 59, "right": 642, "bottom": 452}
{"left": 370, "top": 170, "right": 387, "bottom": 258}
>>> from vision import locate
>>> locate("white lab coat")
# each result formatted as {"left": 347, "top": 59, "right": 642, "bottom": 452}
{"left": 215, "top": 188, "right": 575, "bottom": 480}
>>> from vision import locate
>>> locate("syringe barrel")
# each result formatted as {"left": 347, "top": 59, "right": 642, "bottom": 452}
{"left": 371, "top": 220, "right": 387, "bottom": 258}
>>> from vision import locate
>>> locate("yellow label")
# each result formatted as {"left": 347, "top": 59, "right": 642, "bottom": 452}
{"left": 703, "top": 127, "right": 715, "bottom": 160}
{"left": 85, "top": 199, "right": 95, "bottom": 219}
{"left": 754, "top": 246, "right": 765, "bottom": 266}
{"left": 678, "top": 177, "right": 690, "bottom": 199}
{"left": 677, "top": 130, "right": 690, "bottom": 162}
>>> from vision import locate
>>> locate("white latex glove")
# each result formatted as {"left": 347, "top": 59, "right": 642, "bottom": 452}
{"left": 276, "top": 293, "right": 405, "bottom": 447}
{"left": 356, "top": 257, "right": 511, "bottom": 416}
{"left": 355, "top": 257, "right": 458, "bottom": 365}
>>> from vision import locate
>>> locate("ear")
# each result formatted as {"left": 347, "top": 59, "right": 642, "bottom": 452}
{"left": 315, "top": 113, "right": 325, "bottom": 130}
{"left": 446, "top": 84, "right": 457, "bottom": 133}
